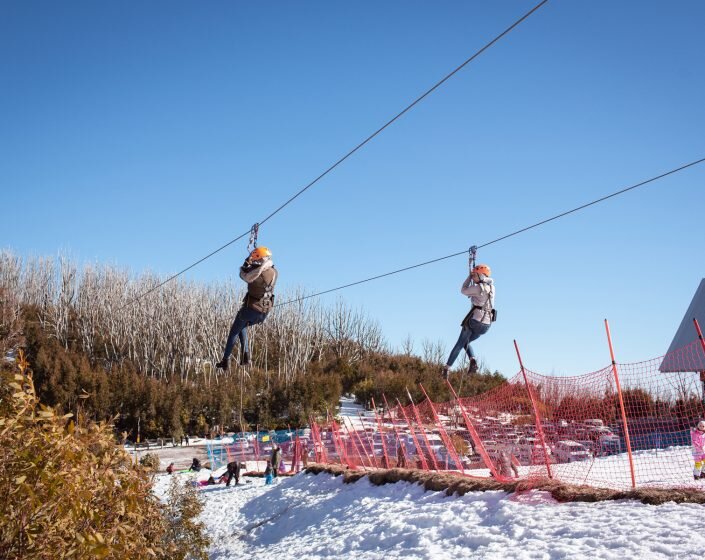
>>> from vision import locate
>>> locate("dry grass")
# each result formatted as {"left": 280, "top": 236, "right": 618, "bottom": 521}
{"left": 304, "top": 464, "right": 705, "bottom": 505}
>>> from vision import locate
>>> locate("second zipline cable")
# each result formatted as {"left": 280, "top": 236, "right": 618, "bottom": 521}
{"left": 275, "top": 156, "right": 705, "bottom": 308}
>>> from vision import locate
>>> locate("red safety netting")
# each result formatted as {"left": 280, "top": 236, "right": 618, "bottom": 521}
{"left": 309, "top": 331, "right": 705, "bottom": 492}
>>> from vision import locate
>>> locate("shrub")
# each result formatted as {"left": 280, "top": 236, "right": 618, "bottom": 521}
{"left": 0, "top": 352, "right": 209, "bottom": 559}
{"left": 161, "top": 477, "right": 210, "bottom": 560}
{"left": 140, "top": 453, "right": 161, "bottom": 471}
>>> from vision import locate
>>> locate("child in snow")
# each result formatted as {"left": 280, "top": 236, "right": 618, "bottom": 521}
{"left": 264, "top": 460, "right": 273, "bottom": 485}
{"left": 166, "top": 462, "right": 175, "bottom": 474}
{"left": 691, "top": 420, "right": 705, "bottom": 480}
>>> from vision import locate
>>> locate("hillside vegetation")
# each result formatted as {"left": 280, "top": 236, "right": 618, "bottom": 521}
{"left": 2, "top": 252, "right": 504, "bottom": 439}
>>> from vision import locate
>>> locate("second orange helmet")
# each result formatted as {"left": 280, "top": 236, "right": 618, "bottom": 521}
{"left": 472, "top": 264, "right": 491, "bottom": 277}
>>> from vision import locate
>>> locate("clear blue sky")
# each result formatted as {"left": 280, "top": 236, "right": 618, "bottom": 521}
{"left": 2, "top": 1, "right": 704, "bottom": 378}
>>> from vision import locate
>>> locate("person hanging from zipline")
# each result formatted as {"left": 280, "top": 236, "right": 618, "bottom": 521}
{"left": 442, "top": 247, "right": 495, "bottom": 379}
{"left": 216, "top": 228, "right": 277, "bottom": 371}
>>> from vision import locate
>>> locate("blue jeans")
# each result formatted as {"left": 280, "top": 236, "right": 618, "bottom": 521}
{"left": 221, "top": 306, "right": 267, "bottom": 362}
{"left": 446, "top": 319, "right": 490, "bottom": 367}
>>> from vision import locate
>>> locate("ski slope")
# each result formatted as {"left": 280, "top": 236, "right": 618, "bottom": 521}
{"left": 153, "top": 470, "right": 705, "bottom": 560}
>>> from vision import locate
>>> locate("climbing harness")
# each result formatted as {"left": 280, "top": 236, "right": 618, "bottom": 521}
{"left": 464, "top": 246, "right": 497, "bottom": 324}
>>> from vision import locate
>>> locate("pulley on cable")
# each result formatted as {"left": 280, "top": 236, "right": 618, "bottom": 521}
{"left": 468, "top": 245, "right": 478, "bottom": 275}
{"left": 247, "top": 223, "right": 260, "bottom": 254}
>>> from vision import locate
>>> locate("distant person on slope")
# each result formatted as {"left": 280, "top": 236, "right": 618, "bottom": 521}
{"left": 216, "top": 246, "right": 278, "bottom": 371}
{"left": 264, "top": 460, "right": 274, "bottom": 485}
{"left": 271, "top": 443, "right": 282, "bottom": 478}
{"left": 442, "top": 264, "right": 495, "bottom": 379}
{"left": 691, "top": 420, "right": 705, "bottom": 480}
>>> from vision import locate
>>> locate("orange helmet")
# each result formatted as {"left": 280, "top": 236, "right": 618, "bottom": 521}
{"left": 472, "top": 264, "right": 491, "bottom": 277}
{"left": 249, "top": 246, "right": 272, "bottom": 261}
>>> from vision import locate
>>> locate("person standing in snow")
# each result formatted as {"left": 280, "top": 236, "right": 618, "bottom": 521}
{"left": 270, "top": 443, "right": 282, "bottom": 479}
{"left": 216, "top": 246, "right": 278, "bottom": 371}
{"left": 691, "top": 420, "right": 705, "bottom": 480}
{"left": 442, "top": 264, "right": 496, "bottom": 379}
{"left": 264, "top": 460, "right": 274, "bottom": 485}
{"left": 222, "top": 461, "right": 243, "bottom": 486}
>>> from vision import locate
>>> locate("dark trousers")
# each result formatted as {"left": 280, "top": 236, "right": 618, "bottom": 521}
{"left": 225, "top": 469, "right": 240, "bottom": 486}
{"left": 222, "top": 306, "right": 267, "bottom": 363}
{"left": 446, "top": 319, "right": 490, "bottom": 367}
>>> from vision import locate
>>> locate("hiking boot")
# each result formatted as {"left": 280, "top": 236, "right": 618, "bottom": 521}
{"left": 216, "top": 359, "right": 229, "bottom": 371}
{"left": 695, "top": 474, "right": 701, "bottom": 480}
{"left": 468, "top": 358, "right": 478, "bottom": 374}
{"left": 700, "top": 472, "right": 705, "bottom": 479}
{"left": 240, "top": 352, "right": 250, "bottom": 366}
{"left": 441, "top": 365, "right": 449, "bottom": 380}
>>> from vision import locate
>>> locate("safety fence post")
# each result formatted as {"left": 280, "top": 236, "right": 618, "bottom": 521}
{"left": 342, "top": 417, "right": 371, "bottom": 470}
{"left": 694, "top": 319, "right": 705, "bottom": 403}
{"left": 445, "top": 380, "right": 499, "bottom": 479}
{"left": 604, "top": 319, "right": 636, "bottom": 489}
{"left": 310, "top": 416, "right": 327, "bottom": 464}
{"left": 419, "top": 384, "right": 465, "bottom": 473}
{"left": 357, "top": 412, "right": 378, "bottom": 467}
{"left": 254, "top": 425, "right": 261, "bottom": 466}
{"left": 309, "top": 420, "right": 317, "bottom": 464}
{"left": 396, "top": 398, "right": 429, "bottom": 470}
{"left": 289, "top": 436, "right": 298, "bottom": 474}
{"left": 371, "top": 398, "right": 391, "bottom": 468}
{"left": 224, "top": 438, "right": 233, "bottom": 465}
{"left": 238, "top": 431, "right": 247, "bottom": 467}
{"left": 316, "top": 420, "right": 328, "bottom": 464}
{"left": 406, "top": 389, "right": 441, "bottom": 471}
{"left": 514, "top": 340, "right": 553, "bottom": 478}
{"left": 328, "top": 411, "right": 350, "bottom": 468}
{"left": 382, "top": 394, "right": 408, "bottom": 468}
{"left": 695, "top": 318, "right": 705, "bottom": 364}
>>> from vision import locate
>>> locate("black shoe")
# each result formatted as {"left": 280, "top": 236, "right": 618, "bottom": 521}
{"left": 468, "top": 358, "right": 478, "bottom": 374}
{"left": 695, "top": 474, "right": 700, "bottom": 480}
{"left": 441, "top": 366, "right": 449, "bottom": 380}
{"left": 700, "top": 472, "right": 705, "bottom": 479}
{"left": 216, "top": 359, "right": 229, "bottom": 371}
{"left": 240, "top": 352, "right": 250, "bottom": 366}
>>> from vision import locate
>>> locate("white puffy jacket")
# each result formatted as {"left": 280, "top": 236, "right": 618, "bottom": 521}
{"left": 460, "top": 276, "right": 495, "bottom": 325}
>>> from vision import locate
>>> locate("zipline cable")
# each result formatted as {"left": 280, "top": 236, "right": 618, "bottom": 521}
{"left": 120, "top": 1, "right": 549, "bottom": 310}
{"left": 275, "top": 156, "right": 705, "bottom": 308}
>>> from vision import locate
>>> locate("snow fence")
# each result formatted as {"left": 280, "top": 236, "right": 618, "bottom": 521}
{"left": 309, "top": 328, "right": 705, "bottom": 492}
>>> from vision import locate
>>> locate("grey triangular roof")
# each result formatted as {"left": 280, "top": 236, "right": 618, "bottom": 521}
{"left": 660, "top": 278, "right": 705, "bottom": 372}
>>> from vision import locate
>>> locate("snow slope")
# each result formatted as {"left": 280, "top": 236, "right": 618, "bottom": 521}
{"left": 154, "top": 471, "right": 705, "bottom": 559}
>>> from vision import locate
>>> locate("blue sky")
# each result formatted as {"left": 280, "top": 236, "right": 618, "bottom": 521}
{"left": 2, "top": 1, "right": 704, "bottom": 378}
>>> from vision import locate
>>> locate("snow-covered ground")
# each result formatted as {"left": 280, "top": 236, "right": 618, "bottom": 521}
{"left": 154, "top": 470, "right": 705, "bottom": 559}
{"left": 150, "top": 395, "right": 705, "bottom": 558}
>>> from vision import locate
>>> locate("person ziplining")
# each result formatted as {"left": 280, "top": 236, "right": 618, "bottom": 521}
{"left": 442, "top": 246, "right": 496, "bottom": 379}
{"left": 216, "top": 225, "right": 278, "bottom": 371}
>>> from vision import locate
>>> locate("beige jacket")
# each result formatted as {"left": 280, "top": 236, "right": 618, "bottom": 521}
{"left": 460, "top": 275, "right": 495, "bottom": 325}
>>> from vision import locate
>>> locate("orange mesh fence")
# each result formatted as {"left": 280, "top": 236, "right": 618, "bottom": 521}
{"left": 308, "top": 335, "right": 705, "bottom": 491}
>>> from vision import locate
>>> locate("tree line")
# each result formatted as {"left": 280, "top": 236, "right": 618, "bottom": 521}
{"left": 1, "top": 251, "right": 505, "bottom": 440}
